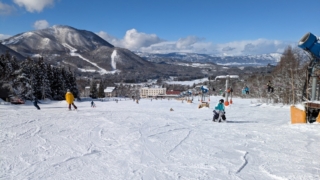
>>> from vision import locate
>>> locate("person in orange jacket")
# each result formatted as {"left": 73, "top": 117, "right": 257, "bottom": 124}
{"left": 65, "top": 89, "right": 78, "bottom": 110}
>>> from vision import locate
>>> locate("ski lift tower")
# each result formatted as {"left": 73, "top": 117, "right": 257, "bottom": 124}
{"left": 215, "top": 75, "right": 239, "bottom": 106}
{"left": 291, "top": 32, "right": 320, "bottom": 123}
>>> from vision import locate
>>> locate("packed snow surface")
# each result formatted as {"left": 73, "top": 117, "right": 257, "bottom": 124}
{"left": 1, "top": 97, "right": 319, "bottom": 179}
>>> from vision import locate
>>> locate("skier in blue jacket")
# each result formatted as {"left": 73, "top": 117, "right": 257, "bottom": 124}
{"left": 213, "top": 99, "right": 226, "bottom": 122}
{"left": 244, "top": 86, "right": 249, "bottom": 94}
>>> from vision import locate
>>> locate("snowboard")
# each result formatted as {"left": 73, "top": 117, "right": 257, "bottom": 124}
{"left": 212, "top": 119, "right": 226, "bottom": 123}
{"left": 212, "top": 111, "right": 226, "bottom": 123}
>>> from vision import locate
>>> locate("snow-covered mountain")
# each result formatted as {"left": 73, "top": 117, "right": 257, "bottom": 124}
{"left": 2, "top": 25, "right": 113, "bottom": 54}
{"left": 1, "top": 25, "right": 156, "bottom": 76}
{"left": 0, "top": 43, "right": 26, "bottom": 61}
{"left": 1, "top": 25, "right": 279, "bottom": 81}
{"left": 0, "top": 26, "right": 242, "bottom": 80}
{"left": 135, "top": 52, "right": 282, "bottom": 66}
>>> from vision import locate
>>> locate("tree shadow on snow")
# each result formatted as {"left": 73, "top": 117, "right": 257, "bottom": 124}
{"left": 41, "top": 106, "right": 68, "bottom": 109}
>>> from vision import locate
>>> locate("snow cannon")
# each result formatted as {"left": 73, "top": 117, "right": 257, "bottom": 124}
{"left": 291, "top": 102, "right": 320, "bottom": 124}
{"left": 198, "top": 86, "right": 210, "bottom": 108}
{"left": 298, "top": 32, "right": 320, "bottom": 101}
{"left": 201, "top": 86, "right": 208, "bottom": 94}
{"left": 291, "top": 32, "right": 320, "bottom": 124}
{"left": 298, "top": 32, "right": 320, "bottom": 59}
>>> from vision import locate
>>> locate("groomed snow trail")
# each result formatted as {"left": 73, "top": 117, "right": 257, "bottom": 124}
{"left": 1, "top": 97, "right": 319, "bottom": 180}
{"left": 62, "top": 43, "right": 117, "bottom": 75}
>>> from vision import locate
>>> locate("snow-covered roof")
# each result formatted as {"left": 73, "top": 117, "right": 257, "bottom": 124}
{"left": 104, "top": 87, "right": 115, "bottom": 93}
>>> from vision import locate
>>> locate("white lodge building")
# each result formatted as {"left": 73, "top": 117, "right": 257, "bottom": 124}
{"left": 140, "top": 87, "right": 166, "bottom": 98}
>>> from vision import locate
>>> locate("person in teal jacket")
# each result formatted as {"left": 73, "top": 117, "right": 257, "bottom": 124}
{"left": 213, "top": 99, "right": 226, "bottom": 122}
{"left": 244, "top": 86, "right": 249, "bottom": 94}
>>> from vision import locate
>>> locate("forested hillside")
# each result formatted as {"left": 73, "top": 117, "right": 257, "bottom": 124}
{"left": 0, "top": 51, "right": 79, "bottom": 100}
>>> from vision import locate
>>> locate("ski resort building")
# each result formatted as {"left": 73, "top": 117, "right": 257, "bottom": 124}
{"left": 104, "top": 87, "right": 116, "bottom": 97}
{"left": 84, "top": 86, "right": 90, "bottom": 97}
{"left": 166, "top": 90, "right": 181, "bottom": 97}
{"left": 140, "top": 87, "right": 166, "bottom": 98}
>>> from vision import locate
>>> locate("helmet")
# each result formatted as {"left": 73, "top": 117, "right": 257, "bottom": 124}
{"left": 219, "top": 99, "right": 224, "bottom": 103}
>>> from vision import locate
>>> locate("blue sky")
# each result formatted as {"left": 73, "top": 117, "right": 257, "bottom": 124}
{"left": 0, "top": 0, "right": 319, "bottom": 56}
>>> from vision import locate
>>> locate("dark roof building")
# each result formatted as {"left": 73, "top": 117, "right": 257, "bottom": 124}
{"left": 166, "top": 90, "right": 181, "bottom": 95}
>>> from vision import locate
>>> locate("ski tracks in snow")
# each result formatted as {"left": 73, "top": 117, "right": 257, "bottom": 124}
{"left": 2, "top": 99, "right": 320, "bottom": 179}
{"left": 169, "top": 130, "right": 192, "bottom": 153}
{"left": 259, "top": 163, "right": 288, "bottom": 180}
{"left": 235, "top": 151, "right": 249, "bottom": 174}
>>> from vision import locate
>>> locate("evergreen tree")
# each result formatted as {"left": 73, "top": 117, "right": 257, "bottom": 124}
{"left": 47, "top": 64, "right": 56, "bottom": 98}
{"left": 31, "top": 57, "right": 52, "bottom": 99}
{"left": 17, "top": 57, "right": 35, "bottom": 99}
{"left": 0, "top": 53, "right": 79, "bottom": 101}
{"left": 39, "top": 57, "right": 52, "bottom": 99}
{"left": 50, "top": 67, "right": 65, "bottom": 100}
{"left": 98, "top": 80, "right": 105, "bottom": 98}
{"left": 0, "top": 52, "right": 22, "bottom": 98}
{"left": 0, "top": 52, "right": 20, "bottom": 83}
{"left": 68, "top": 70, "right": 79, "bottom": 99}
{"left": 90, "top": 80, "right": 98, "bottom": 99}
{"left": 62, "top": 67, "right": 71, "bottom": 91}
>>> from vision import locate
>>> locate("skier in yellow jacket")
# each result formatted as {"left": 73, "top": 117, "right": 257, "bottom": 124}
{"left": 65, "top": 89, "right": 78, "bottom": 110}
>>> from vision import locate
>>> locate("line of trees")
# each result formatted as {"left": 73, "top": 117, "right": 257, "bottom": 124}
{"left": 241, "top": 46, "right": 309, "bottom": 104}
{"left": 0, "top": 52, "right": 79, "bottom": 100}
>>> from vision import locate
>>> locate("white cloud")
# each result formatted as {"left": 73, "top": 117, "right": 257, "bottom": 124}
{"left": 97, "top": 29, "right": 294, "bottom": 56}
{"left": 216, "top": 39, "right": 293, "bottom": 56}
{"left": 97, "top": 29, "right": 162, "bottom": 51}
{"left": 0, "top": 34, "right": 11, "bottom": 40}
{"left": 138, "top": 39, "right": 215, "bottom": 54}
{"left": 13, "top": 0, "right": 54, "bottom": 13}
{"left": 0, "top": 1, "right": 16, "bottom": 15}
{"left": 176, "top": 36, "right": 203, "bottom": 49}
{"left": 33, "top": 20, "right": 50, "bottom": 30}
{"left": 96, "top": 31, "right": 120, "bottom": 47}
{"left": 122, "top": 29, "right": 163, "bottom": 50}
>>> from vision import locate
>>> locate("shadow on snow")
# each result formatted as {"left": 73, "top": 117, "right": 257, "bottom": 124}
{"left": 226, "top": 120, "right": 258, "bottom": 123}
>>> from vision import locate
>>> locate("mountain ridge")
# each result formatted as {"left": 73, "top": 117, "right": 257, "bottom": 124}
{"left": 1, "top": 25, "right": 218, "bottom": 81}
{"left": 0, "top": 43, "right": 26, "bottom": 61}
{"left": 135, "top": 51, "right": 282, "bottom": 66}
{"left": 1, "top": 25, "right": 160, "bottom": 77}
